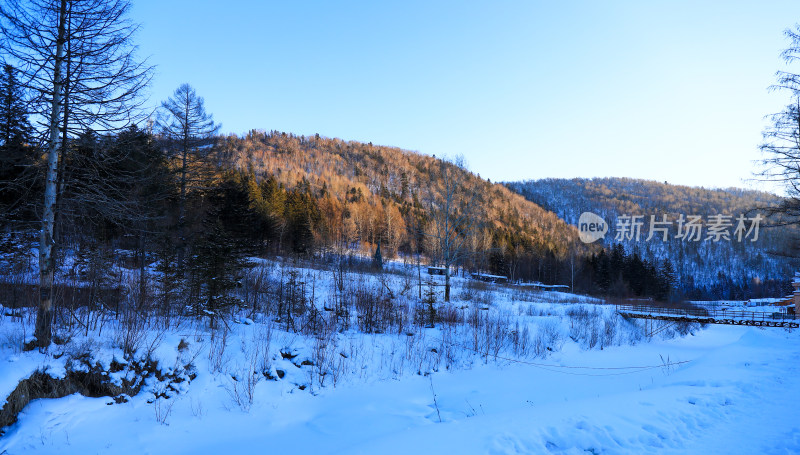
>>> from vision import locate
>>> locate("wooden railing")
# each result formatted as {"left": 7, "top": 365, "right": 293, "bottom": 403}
{"left": 615, "top": 303, "right": 796, "bottom": 323}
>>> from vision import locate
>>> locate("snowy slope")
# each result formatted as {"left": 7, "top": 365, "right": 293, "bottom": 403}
{"left": 2, "top": 326, "right": 797, "bottom": 454}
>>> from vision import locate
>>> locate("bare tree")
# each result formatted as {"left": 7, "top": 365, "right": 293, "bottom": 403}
{"left": 0, "top": 0, "right": 153, "bottom": 347}
{"left": 423, "top": 156, "right": 480, "bottom": 301}
{"left": 760, "top": 25, "right": 800, "bottom": 221}
{"left": 156, "top": 83, "right": 221, "bottom": 270}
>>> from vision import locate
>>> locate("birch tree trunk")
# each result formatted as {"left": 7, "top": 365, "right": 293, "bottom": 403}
{"left": 35, "top": 0, "right": 67, "bottom": 348}
{"left": 2, "top": 0, "right": 152, "bottom": 347}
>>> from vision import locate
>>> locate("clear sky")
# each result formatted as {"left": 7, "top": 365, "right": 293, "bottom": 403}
{"left": 130, "top": 0, "right": 800, "bottom": 191}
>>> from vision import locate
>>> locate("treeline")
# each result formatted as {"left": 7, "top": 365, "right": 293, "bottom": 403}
{"left": 681, "top": 272, "right": 791, "bottom": 301}
{"left": 581, "top": 244, "right": 676, "bottom": 300}
{"left": 1, "top": 127, "right": 329, "bottom": 326}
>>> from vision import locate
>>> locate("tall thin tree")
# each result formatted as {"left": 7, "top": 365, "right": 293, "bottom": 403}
{"left": 156, "top": 83, "right": 221, "bottom": 270}
{"left": 423, "top": 156, "right": 480, "bottom": 301}
{"left": 761, "top": 25, "right": 800, "bottom": 221}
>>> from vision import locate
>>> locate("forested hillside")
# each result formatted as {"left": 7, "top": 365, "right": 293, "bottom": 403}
{"left": 1, "top": 118, "right": 596, "bottom": 310}
{"left": 507, "top": 178, "right": 782, "bottom": 224}
{"left": 506, "top": 178, "right": 800, "bottom": 299}
{"left": 213, "top": 130, "right": 590, "bottom": 282}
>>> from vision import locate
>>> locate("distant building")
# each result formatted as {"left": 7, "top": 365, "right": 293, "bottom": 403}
{"left": 517, "top": 282, "right": 571, "bottom": 292}
{"left": 470, "top": 273, "right": 508, "bottom": 284}
{"left": 537, "top": 284, "right": 571, "bottom": 292}
{"left": 427, "top": 266, "right": 448, "bottom": 276}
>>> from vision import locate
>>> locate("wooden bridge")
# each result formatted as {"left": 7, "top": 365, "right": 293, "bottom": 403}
{"left": 616, "top": 304, "right": 799, "bottom": 329}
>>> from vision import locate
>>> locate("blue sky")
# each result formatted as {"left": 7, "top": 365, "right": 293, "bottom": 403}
{"left": 130, "top": 1, "right": 800, "bottom": 190}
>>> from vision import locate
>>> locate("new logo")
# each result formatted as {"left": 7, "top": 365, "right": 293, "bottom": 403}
{"left": 578, "top": 212, "right": 608, "bottom": 243}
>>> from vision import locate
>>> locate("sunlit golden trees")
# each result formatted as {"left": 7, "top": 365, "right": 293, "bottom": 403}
{"left": 213, "top": 130, "right": 586, "bottom": 281}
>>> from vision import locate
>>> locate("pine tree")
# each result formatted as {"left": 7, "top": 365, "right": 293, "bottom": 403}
{"left": 186, "top": 173, "right": 260, "bottom": 328}
{"left": 373, "top": 240, "right": 383, "bottom": 270}
{"left": 154, "top": 234, "right": 182, "bottom": 318}
{"left": 0, "top": 63, "right": 34, "bottom": 226}
{"left": 658, "top": 259, "right": 677, "bottom": 301}
{"left": 0, "top": 64, "right": 30, "bottom": 147}
{"left": 422, "top": 280, "right": 438, "bottom": 328}
{"left": 188, "top": 219, "right": 249, "bottom": 329}
{"left": 594, "top": 250, "right": 611, "bottom": 292}
{"left": 284, "top": 185, "right": 321, "bottom": 254}
{"left": 157, "top": 83, "right": 221, "bottom": 271}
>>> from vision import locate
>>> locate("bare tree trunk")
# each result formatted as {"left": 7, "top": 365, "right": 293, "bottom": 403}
{"left": 445, "top": 267, "right": 451, "bottom": 302}
{"left": 35, "top": 0, "right": 67, "bottom": 348}
{"left": 176, "top": 101, "right": 189, "bottom": 273}
{"left": 417, "top": 252, "right": 422, "bottom": 299}
{"left": 177, "top": 144, "right": 187, "bottom": 272}
{"left": 138, "top": 233, "right": 147, "bottom": 310}
{"left": 423, "top": 157, "right": 478, "bottom": 303}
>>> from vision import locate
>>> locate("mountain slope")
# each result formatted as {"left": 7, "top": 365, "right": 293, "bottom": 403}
{"left": 507, "top": 177, "right": 782, "bottom": 224}
{"left": 506, "top": 177, "right": 800, "bottom": 298}
{"left": 214, "top": 131, "right": 590, "bottom": 283}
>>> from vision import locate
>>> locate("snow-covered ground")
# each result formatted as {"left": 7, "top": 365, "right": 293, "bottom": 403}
{"left": 0, "top": 261, "right": 798, "bottom": 454}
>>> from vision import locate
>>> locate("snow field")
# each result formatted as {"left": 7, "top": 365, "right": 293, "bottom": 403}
{"left": 0, "top": 260, "right": 797, "bottom": 454}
